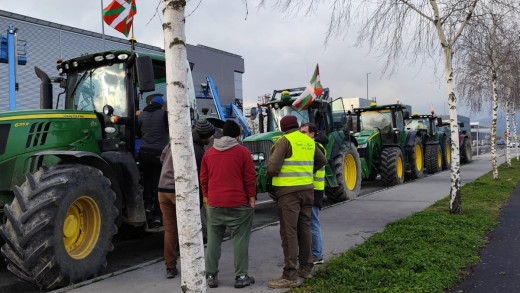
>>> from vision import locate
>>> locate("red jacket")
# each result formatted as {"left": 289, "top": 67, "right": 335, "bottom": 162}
{"left": 200, "top": 137, "right": 256, "bottom": 207}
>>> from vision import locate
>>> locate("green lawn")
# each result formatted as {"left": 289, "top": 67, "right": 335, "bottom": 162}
{"left": 293, "top": 159, "right": 520, "bottom": 293}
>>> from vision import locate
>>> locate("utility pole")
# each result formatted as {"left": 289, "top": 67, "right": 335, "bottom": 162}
{"left": 366, "top": 72, "right": 371, "bottom": 100}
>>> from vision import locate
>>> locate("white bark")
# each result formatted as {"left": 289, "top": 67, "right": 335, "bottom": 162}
{"left": 163, "top": 1, "right": 206, "bottom": 292}
{"left": 506, "top": 99, "right": 511, "bottom": 167}
{"left": 491, "top": 73, "right": 499, "bottom": 179}
{"left": 514, "top": 101, "right": 519, "bottom": 160}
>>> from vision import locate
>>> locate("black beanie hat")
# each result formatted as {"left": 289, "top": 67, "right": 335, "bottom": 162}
{"left": 280, "top": 115, "right": 299, "bottom": 132}
{"left": 195, "top": 119, "right": 215, "bottom": 139}
{"left": 223, "top": 120, "right": 241, "bottom": 138}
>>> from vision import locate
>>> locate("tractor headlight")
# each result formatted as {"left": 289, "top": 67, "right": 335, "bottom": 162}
{"left": 358, "top": 143, "right": 368, "bottom": 148}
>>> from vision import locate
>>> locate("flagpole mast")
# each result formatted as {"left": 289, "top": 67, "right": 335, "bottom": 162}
{"left": 101, "top": 0, "right": 106, "bottom": 50}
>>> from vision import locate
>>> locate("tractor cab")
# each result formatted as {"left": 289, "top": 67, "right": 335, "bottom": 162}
{"left": 353, "top": 103, "right": 409, "bottom": 146}
{"left": 405, "top": 113, "right": 443, "bottom": 138}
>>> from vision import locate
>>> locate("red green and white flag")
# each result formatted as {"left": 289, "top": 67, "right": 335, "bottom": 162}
{"left": 103, "top": 0, "right": 137, "bottom": 37}
{"left": 292, "top": 64, "right": 323, "bottom": 111}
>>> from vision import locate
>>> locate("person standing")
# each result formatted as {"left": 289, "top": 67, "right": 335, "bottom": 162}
{"left": 267, "top": 116, "right": 327, "bottom": 289}
{"left": 137, "top": 94, "right": 168, "bottom": 227}
{"left": 300, "top": 122, "right": 329, "bottom": 265}
{"left": 193, "top": 119, "right": 216, "bottom": 204}
{"left": 157, "top": 143, "right": 179, "bottom": 279}
{"left": 200, "top": 120, "right": 256, "bottom": 289}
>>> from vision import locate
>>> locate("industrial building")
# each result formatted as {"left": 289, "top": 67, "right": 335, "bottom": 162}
{"left": 0, "top": 10, "right": 244, "bottom": 114}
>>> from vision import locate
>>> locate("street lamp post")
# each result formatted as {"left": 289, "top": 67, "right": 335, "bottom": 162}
{"left": 366, "top": 72, "right": 371, "bottom": 100}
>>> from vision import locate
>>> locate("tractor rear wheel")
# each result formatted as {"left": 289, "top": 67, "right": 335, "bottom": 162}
{"left": 325, "top": 143, "right": 362, "bottom": 203}
{"left": 0, "top": 165, "right": 117, "bottom": 289}
{"left": 441, "top": 135, "right": 451, "bottom": 170}
{"left": 407, "top": 136, "right": 424, "bottom": 180}
{"left": 425, "top": 144, "right": 442, "bottom": 174}
{"left": 380, "top": 147, "right": 405, "bottom": 186}
{"left": 461, "top": 138, "right": 473, "bottom": 164}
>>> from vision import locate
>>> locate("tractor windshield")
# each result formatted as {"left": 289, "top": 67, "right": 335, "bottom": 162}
{"left": 65, "top": 63, "right": 127, "bottom": 116}
{"left": 405, "top": 118, "right": 430, "bottom": 131}
{"left": 270, "top": 105, "right": 309, "bottom": 131}
{"left": 360, "top": 110, "right": 393, "bottom": 134}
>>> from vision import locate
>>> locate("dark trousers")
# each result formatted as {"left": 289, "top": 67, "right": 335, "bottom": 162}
{"left": 158, "top": 192, "right": 179, "bottom": 269}
{"left": 140, "top": 149, "right": 162, "bottom": 218}
{"left": 276, "top": 189, "right": 314, "bottom": 280}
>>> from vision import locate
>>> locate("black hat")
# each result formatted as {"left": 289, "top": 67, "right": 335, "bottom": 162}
{"left": 195, "top": 119, "right": 215, "bottom": 139}
{"left": 223, "top": 120, "right": 241, "bottom": 138}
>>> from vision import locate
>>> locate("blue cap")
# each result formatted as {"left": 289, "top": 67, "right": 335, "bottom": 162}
{"left": 151, "top": 96, "right": 164, "bottom": 106}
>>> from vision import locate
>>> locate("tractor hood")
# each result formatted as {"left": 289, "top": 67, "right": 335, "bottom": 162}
{"left": 243, "top": 131, "right": 283, "bottom": 144}
{"left": 353, "top": 129, "right": 379, "bottom": 145}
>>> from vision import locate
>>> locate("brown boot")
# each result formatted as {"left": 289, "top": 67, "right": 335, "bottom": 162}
{"left": 268, "top": 278, "right": 300, "bottom": 289}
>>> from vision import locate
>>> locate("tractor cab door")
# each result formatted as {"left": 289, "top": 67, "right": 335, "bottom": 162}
{"left": 330, "top": 97, "right": 348, "bottom": 132}
{"left": 393, "top": 110, "right": 404, "bottom": 144}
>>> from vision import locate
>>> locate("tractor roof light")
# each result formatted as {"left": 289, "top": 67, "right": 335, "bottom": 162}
{"left": 94, "top": 55, "right": 104, "bottom": 62}
{"left": 105, "top": 53, "right": 116, "bottom": 60}
{"left": 64, "top": 62, "right": 70, "bottom": 70}
{"left": 117, "top": 53, "right": 129, "bottom": 60}
{"left": 370, "top": 102, "right": 377, "bottom": 107}
{"left": 72, "top": 61, "right": 79, "bottom": 67}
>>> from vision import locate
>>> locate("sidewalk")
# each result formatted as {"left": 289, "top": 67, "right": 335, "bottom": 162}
{"left": 52, "top": 152, "right": 505, "bottom": 293}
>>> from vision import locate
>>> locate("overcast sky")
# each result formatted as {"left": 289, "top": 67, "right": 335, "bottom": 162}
{"left": 2, "top": 0, "right": 498, "bottom": 121}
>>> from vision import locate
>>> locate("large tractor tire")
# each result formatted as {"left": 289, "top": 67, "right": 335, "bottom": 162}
{"left": 461, "top": 138, "right": 473, "bottom": 164}
{"left": 380, "top": 147, "right": 405, "bottom": 186}
{"left": 0, "top": 165, "right": 118, "bottom": 289}
{"left": 325, "top": 143, "right": 362, "bottom": 203}
{"left": 441, "top": 135, "right": 451, "bottom": 170}
{"left": 407, "top": 136, "right": 424, "bottom": 180}
{"left": 425, "top": 144, "right": 442, "bottom": 174}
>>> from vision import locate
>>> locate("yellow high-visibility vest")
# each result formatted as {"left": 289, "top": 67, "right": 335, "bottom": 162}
{"left": 313, "top": 142, "right": 326, "bottom": 191}
{"left": 272, "top": 131, "right": 315, "bottom": 187}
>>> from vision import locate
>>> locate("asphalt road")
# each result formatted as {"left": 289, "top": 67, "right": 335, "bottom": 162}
{"left": 0, "top": 180, "right": 382, "bottom": 293}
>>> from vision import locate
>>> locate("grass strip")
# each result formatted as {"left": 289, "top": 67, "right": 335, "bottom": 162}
{"left": 293, "top": 159, "right": 520, "bottom": 293}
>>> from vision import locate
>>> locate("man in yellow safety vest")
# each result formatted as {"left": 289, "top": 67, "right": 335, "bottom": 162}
{"left": 267, "top": 116, "right": 327, "bottom": 289}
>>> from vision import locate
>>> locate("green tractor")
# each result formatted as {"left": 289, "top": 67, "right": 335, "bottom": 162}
{"left": 0, "top": 50, "right": 198, "bottom": 289}
{"left": 351, "top": 103, "right": 424, "bottom": 186}
{"left": 438, "top": 120, "right": 471, "bottom": 164}
{"left": 244, "top": 87, "right": 362, "bottom": 203}
{"left": 404, "top": 113, "right": 448, "bottom": 174}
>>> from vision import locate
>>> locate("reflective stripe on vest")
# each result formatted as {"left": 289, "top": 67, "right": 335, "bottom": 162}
{"left": 272, "top": 131, "right": 315, "bottom": 187}
{"left": 313, "top": 142, "right": 326, "bottom": 190}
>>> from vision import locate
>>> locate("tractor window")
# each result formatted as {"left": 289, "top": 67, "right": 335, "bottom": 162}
{"left": 395, "top": 111, "right": 404, "bottom": 132}
{"left": 360, "top": 110, "right": 392, "bottom": 135}
{"left": 331, "top": 98, "right": 347, "bottom": 130}
{"left": 66, "top": 63, "right": 127, "bottom": 116}
{"left": 405, "top": 118, "right": 429, "bottom": 131}
{"left": 270, "top": 105, "right": 309, "bottom": 131}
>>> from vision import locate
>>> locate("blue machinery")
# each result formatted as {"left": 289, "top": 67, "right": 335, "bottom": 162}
{"left": 0, "top": 25, "right": 27, "bottom": 110}
{"left": 202, "top": 76, "right": 252, "bottom": 138}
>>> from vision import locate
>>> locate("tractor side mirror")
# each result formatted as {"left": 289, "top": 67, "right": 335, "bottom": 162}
{"left": 136, "top": 56, "right": 155, "bottom": 93}
{"left": 459, "top": 122, "right": 465, "bottom": 127}
{"left": 402, "top": 109, "right": 410, "bottom": 119}
{"left": 250, "top": 107, "right": 257, "bottom": 120}
{"left": 436, "top": 117, "right": 443, "bottom": 126}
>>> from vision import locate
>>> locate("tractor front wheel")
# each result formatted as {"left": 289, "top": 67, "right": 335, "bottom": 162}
{"left": 441, "top": 135, "right": 451, "bottom": 170}
{"left": 380, "top": 147, "right": 405, "bottom": 186}
{"left": 461, "top": 138, "right": 473, "bottom": 164}
{"left": 407, "top": 136, "right": 424, "bottom": 180}
{"left": 325, "top": 143, "right": 362, "bottom": 203}
{"left": 425, "top": 144, "right": 442, "bottom": 174}
{"left": 0, "top": 165, "right": 117, "bottom": 289}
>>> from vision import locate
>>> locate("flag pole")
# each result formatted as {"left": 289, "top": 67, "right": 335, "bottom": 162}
{"left": 101, "top": 0, "right": 106, "bottom": 50}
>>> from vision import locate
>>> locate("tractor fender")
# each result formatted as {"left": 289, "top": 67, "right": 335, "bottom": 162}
{"left": 350, "top": 134, "right": 358, "bottom": 147}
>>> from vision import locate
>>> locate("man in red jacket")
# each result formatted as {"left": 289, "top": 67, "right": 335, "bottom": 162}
{"left": 200, "top": 120, "right": 256, "bottom": 289}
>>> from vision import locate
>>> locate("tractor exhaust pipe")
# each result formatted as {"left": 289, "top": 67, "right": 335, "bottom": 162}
{"left": 35, "top": 66, "right": 53, "bottom": 109}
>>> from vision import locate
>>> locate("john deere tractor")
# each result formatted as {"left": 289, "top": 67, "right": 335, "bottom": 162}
{"left": 438, "top": 120, "right": 471, "bottom": 164}
{"left": 0, "top": 50, "right": 198, "bottom": 289}
{"left": 244, "top": 87, "right": 362, "bottom": 203}
{"left": 404, "top": 113, "right": 448, "bottom": 174}
{"left": 351, "top": 103, "right": 424, "bottom": 186}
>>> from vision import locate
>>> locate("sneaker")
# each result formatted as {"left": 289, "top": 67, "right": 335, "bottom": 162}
{"left": 207, "top": 273, "right": 218, "bottom": 288}
{"left": 298, "top": 268, "right": 312, "bottom": 279}
{"left": 312, "top": 256, "right": 324, "bottom": 265}
{"left": 234, "top": 275, "right": 255, "bottom": 288}
{"left": 166, "top": 267, "right": 178, "bottom": 279}
{"left": 268, "top": 278, "right": 300, "bottom": 289}
{"left": 149, "top": 217, "right": 162, "bottom": 228}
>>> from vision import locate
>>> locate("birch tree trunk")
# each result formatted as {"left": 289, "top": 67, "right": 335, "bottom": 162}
{"left": 506, "top": 99, "right": 511, "bottom": 167}
{"left": 491, "top": 71, "right": 499, "bottom": 179}
{"left": 163, "top": 1, "right": 206, "bottom": 292}
{"left": 511, "top": 101, "right": 518, "bottom": 161}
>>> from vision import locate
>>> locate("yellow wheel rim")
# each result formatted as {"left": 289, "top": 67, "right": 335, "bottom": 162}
{"left": 415, "top": 145, "right": 423, "bottom": 171}
{"left": 344, "top": 154, "right": 358, "bottom": 190}
{"left": 397, "top": 156, "right": 403, "bottom": 179}
{"left": 437, "top": 150, "right": 442, "bottom": 168}
{"left": 447, "top": 145, "right": 451, "bottom": 163}
{"left": 63, "top": 196, "right": 101, "bottom": 259}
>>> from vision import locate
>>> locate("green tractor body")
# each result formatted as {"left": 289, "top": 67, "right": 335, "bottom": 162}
{"left": 0, "top": 50, "right": 198, "bottom": 289}
{"left": 243, "top": 87, "right": 362, "bottom": 203}
{"left": 352, "top": 103, "right": 424, "bottom": 186}
{"left": 438, "top": 120, "right": 472, "bottom": 164}
{"left": 404, "top": 113, "right": 451, "bottom": 173}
